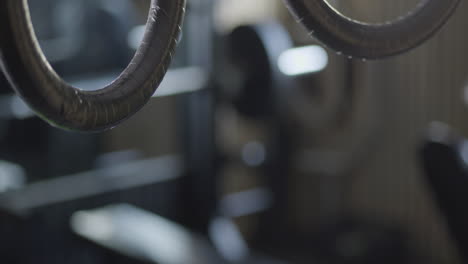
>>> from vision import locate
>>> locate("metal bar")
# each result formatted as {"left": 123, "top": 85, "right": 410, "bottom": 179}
{"left": 0, "top": 66, "right": 208, "bottom": 120}
{"left": 0, "top": 155, "right": 182, "bottom": 214}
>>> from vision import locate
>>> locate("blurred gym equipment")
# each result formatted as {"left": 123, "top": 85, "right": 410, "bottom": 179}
{"left": 0, "top": 0, "right": 467, "bottom": 264}
{"left": 421, "top": 122, "right": 468, "bottom": 263}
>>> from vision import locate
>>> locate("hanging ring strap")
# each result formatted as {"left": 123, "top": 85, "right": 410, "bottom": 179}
{"left": 0, "top": 0, "right": 185, "bottom": 132}
{"left": 283, "top": 0, "right": 460, "bottom": 59}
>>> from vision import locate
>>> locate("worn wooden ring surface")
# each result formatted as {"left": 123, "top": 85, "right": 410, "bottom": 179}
{"left": 283, "top": 0, "right": 460, "bottom": 59}
{"left": 0, "top": 0, "right": 185, "bottom": 131}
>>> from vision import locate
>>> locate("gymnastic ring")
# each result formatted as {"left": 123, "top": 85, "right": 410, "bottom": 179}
{"left": 283, "top": 0, "right": 460, "bottom": 59}
{"left": 0, "top": 0, "right": 185, "bottom": 132}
